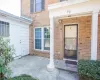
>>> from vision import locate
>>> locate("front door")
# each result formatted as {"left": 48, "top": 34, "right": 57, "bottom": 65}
{"left": 64, "top": 25, "right": 78, "bottom": 60}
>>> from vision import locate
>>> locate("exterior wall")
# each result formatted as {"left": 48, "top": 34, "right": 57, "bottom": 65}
{"left": 21, "top": 0, "right": 100, "bottom": 60}
{"left": 54, "top": 16, "right": 92, "bottom": 60}
{"left": 21, "top": 0, "right": 57, "bottom": 17}
{"left": 29, "top": 25, "right": 50, "bottom": 58}
{"left": 21, "top": 0, "right": 57, "bottom": 57}
{"left": 97, "top": 14, "right": 100, "bottom": 60}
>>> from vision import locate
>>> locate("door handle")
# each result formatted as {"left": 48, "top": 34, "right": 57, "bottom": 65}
{"left": 20, "top": 40, "right": 21, "bottom": 43}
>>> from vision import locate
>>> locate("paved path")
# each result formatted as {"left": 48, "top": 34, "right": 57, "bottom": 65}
{"left": 9, "top": 56, "right": 79, "bottom": 80}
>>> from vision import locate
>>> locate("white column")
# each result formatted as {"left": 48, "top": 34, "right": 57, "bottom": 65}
{"left": 47, "top": 17, "right": 55, "bottom": 71}
{"left": 91, "top": 10, "right": 99, "bottom": 60}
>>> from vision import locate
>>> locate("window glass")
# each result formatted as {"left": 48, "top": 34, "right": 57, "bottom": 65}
{"left": 35, "top": 28, "right": 41, "bottom": 49}
{"left": 44, "top": 28, "right": 50, "bottom": 50}
{"left": 35, "top": 28, "right": 41, "bottom": 39}
{"left": 30, "top": 0, "right": 44, "bottom": 13}
{"left": 36, "top": 0, "right": 41, "bottom": 3}
{"left": 35, "top": 0, "right": 42, "bottom": 12}
{"left": 35, "top": 3, "right": 42, "bottom": 12}
{"left": 35, "top": 39, "right": 41, "bottom": 49}
{"left": 0, "top": 21, "right": 9, "bottom": 37}
{"left": 60, "top": 0, "right": 66, "bottom": 2}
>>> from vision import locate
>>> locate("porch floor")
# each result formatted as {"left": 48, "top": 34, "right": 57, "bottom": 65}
{"left": 55, "top": 60, "right": 77, "bottom": 72}
{"left": 9, "top": 55, "right": 79, "bottom": 80}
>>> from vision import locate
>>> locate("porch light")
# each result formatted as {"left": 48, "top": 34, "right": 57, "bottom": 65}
{"left": 58, "top": 20, "right": 62, "bottom": 24}
{"left": 67, "top": 10, "right": 71, "bottom": 17}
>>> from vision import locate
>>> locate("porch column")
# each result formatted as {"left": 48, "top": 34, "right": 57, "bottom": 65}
{"left": 47, "top": 17, "right": 55, "bottom": 71}
{"left": 91, "top": 10, "right": 99, "bottom": 60}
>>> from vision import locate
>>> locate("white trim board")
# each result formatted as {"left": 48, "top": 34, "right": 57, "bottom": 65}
{"left": 48, "top": 0, "right": 100, "bottom": 18}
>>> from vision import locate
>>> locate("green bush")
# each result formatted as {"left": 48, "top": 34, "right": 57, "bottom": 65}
{"left": 9, "top": 74, "right": 38, "bottom": 80}
{"left": 78, "top": 60, "right": 100, "bottom": 80}
{"left": 0, "top": 37, "right": 15, "bottom": 79}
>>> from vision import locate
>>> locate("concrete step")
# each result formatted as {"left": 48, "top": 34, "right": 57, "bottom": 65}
{"left": 55, "top": 60, "right": 78, "bottom": 72}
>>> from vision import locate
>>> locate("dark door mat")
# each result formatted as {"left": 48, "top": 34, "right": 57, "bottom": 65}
{"left": 65, "top": 60, "right": 77, "bottom": 65}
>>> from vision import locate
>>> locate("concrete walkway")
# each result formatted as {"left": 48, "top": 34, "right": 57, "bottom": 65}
{"left": 9, "top": 56, "right": 79, "bottom": 80}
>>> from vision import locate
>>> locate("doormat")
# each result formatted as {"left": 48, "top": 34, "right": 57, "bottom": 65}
{"left": 65, "top": 60, "right": 77, "bottom": 65}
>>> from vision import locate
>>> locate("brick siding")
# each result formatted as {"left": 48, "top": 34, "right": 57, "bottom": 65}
{"left": 98, "top": 14, "right": 100, "bottom": 60}
{"left": 22, "top": 0, "right": 100, "bottom": 60}
{"left": 23, "top": 0, "right": 57, "bottom": 58}
{"left": 54, "top": 16, "right": 92, "bottom": 60}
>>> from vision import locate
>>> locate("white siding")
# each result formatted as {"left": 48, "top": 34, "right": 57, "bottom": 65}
{"left": 0, "top": 15, "right": 29, "bottom": 58}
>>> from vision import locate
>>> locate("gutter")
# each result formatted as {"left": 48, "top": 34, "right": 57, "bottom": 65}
{"left": 0, "top": 10, "right": 32, "bottom": 24}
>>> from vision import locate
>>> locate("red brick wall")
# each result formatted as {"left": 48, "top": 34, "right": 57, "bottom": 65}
{"left": 54, "top": 16, "right": 92, "bottom": 60}
{"left": 30, "top": 15, "right": 92, "bottom": 60}
{"left": 97, "top": 14, "right": 100, "bottom": 60}
{"left": 21, "top": 0, "right": 57, "bottom": 58}
{"left": 21, "top": 0, "right": 100, "bottom": 60}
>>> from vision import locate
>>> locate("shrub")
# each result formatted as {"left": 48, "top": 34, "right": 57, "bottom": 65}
{"left": 78, "top": 60, "right": 100, "bottom": 80}
{"left": 9, "top": 74, "right": 38, "bottom": 80}
{"left": 0, "top": 37, "right": 15, "bottom": 80}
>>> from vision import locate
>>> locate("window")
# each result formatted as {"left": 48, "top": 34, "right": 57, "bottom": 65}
{"left": 0, "top": 21, "right": 9, "bottom": 37}
{"left": 60, "top": 0, "right": 67, "bottom": 2}
{"left": 35, "top": 28, "right": 42, "bottom": 49}
{"left": 30, "top": 0, "right": 45, "bottom": 13}
{"left": 34, "top": 27, "right": 50, "bottom": 51}
{"left": 44, "top": 28, "right": 50, "bottom": 50}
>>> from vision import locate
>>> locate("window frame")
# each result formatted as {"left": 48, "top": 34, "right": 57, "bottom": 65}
{"left": 0, "top": 21, "right": 10, "bottom": 37}
{"left": 34, "top": 27, "right": 50, "bottom": 52}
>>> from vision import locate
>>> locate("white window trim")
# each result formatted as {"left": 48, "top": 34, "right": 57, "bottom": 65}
{"left": 34, "top": 27, "right": 50, "bottom": 52}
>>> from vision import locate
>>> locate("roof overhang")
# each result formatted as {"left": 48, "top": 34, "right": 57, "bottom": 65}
{"left": 48, "top": 0, "right": 89, "bottom": 10}
{"left": 0, "top": 10, "right": 32, "bottom": 25}
{"left": 48, "top": 0, "right": 100, "bottom": 18}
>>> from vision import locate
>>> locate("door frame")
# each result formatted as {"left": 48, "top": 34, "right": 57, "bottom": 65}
{"left": 64, "top": 24, "right": 78, "bottom": 61}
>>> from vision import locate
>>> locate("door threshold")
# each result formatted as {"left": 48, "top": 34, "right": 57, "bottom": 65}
{"left": 63, "top": 58, "right": 78, "bottom": 62}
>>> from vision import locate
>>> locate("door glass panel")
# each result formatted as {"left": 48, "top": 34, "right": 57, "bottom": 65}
{"left": 64, "top": 25, "right": 77, "bottom": 60}
{"left": 65, "top": 38, "right": 76, "bottom": 50}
